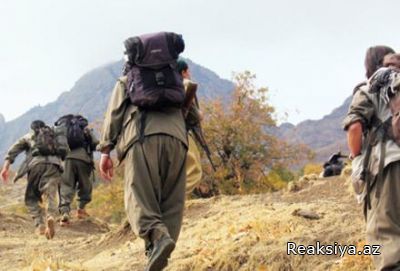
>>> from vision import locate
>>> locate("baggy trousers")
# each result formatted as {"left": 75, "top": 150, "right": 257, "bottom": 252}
{"left": 124, "top": 135, "right": 187, "bottom": 245}
{"left": 366, "top": 161, "right": 400, "bottom": 271}
{"left": 59, "top": 159, "right": 93, "bottom": 213}
{"left": 26, "top": 163, "right": 61, "bottom": 226}
{"left": 185, "top": 133, "right": 202, "bottom": 196}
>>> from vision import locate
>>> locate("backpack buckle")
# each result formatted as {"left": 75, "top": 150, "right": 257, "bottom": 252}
{"left": 155, "top": 72, "right": 165, "bottom": 86}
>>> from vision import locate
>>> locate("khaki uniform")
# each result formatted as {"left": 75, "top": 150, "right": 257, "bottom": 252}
{"left": 344, "top": 83, "right": 400, "bottom": 270}
{"left": 185, "top": 134, "right": 202, "bottom": 196}
{"left": 99, "top": 77, "right": 187, "bottom": 245}
{"left": 5, "top": 131, "right": 62, "bottom": 226}
{"left": 59, "top": 129, "right": 99, "bottom": 214}
{"left": 183, "top": 78, "right": 203, "bottom": 196}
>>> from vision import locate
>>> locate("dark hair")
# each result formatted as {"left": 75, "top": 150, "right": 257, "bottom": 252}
{"left": 365, "top": 45, "right": 395, "bottom": 78}
{"left": 176, "top": 59, "right": 189, "bottom": 74}
{"left": 30, "top": 120, "right": 45, "bottom": 131}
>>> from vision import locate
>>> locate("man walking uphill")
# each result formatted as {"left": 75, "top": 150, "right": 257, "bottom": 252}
{"left": 0, "top": 120, "right": 66, "bottom": 239}
{"left": 176, "top": 59, "right": 203, "bottom": 196}
{"left": 58, "top": 114, "right": 99, "bottom": 226}
{"left": 344, "top": 45, "right": 400, "bottom": 270}
{"left": 98, "top": 32, "right": 187, "bottom": 271}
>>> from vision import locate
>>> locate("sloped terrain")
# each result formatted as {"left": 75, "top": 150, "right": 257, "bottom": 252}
{"left": 0, "top": 173, "right": 373, "bottom": 271}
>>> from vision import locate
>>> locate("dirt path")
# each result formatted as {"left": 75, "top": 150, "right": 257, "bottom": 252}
{"left": 0, "top": 176, "right": 373, "bottom": 271}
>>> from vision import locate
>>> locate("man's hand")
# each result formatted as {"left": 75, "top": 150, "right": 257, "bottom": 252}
{"left": 99, "top": 154, "right": 114, "bottom": 182}
{"left": 1, "top": 160, "right": 11, "bottom": 184}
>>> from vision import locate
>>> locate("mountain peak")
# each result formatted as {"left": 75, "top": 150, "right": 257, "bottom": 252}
{"left": 0, "top": 113, "right": 5, "bottom": 130}
{"left": 277, "top": 96, "right": 351, "bottom": 161}
{"left": 0, "top": 59, "right": 234, "bottom": 161}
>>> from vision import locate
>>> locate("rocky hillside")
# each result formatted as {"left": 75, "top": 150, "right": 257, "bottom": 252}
{"left": 277, "top": 97, "right": 352, "bottom": 162}
{"left": 0, "top": 173, "right": 372, "bottom": 271}
{"left": 0, "top": 114, "right": 5, "bottom": 132}
{"left": 0, "top": 59, "right": 234, "bottom": 161}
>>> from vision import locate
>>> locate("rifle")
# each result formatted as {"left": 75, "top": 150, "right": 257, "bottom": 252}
{"left": 182, "top": 81, "right": 198, "bottom": 118}
{"left": 190, "top": 125, "right": 217, "bottom": 172}
{"left": 182, "top": 80, "right": 217, "bottom": 171}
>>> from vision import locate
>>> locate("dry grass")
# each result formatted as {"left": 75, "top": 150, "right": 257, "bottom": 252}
{"left": 87, "top": 177, "right": 125, "bottom": 224}
{"left": 165, "top": 177, "right": 372, "bottom": 270}
{"left": 0, "top": 174, "right": 374, "bottom": 271}
{"left": 26, "top": 256, "right": 87, "bottom": 271}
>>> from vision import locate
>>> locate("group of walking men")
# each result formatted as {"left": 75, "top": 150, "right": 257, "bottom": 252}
{"left": 3, "top": 31, "right": 400, "bottom": 271}
{"left": 0, "top": 116, "right": 99, "bottom": 238}
{"left": 0, "top": 32, "right": 204, "bottom": 271}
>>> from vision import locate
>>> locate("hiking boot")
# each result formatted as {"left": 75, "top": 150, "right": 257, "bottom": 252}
{"left": 145, "top": 235, "right": 175, "bottom": 271}
{"left": 60, "top": 213, "right": 70, "bottom": 227}
{"left": 45, "top": 216, "right": 55, "bottom": 240}
{"left": 77, "top": 208, "right": 90, "bottom": 219}
{"left": 35, "top": 224, "right": 46, "bottom": 235}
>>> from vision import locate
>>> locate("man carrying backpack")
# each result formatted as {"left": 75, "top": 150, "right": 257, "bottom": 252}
{"left": 99, "top": 32, "right": 187, "bottom": 271}
{"left": 344, "top": 45, "right": 400, "bottom": 270}
{"left": 176, "top": 59, "right": 203, "bottom": 196}
{"left": 57, "top": 115, "right": 99, "bottom": 226}
{"left": 0, "top": 120, "right": 66, "bottom": 239}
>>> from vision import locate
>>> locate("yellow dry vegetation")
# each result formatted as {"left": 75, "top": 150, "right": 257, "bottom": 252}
{"left": 198, "top": 72, "right": 313, "bottom": 195}
{"left": 0, "top": 171, "right": 374, "bottom": 270}
{"left": 303, "top": 163, "right": 323, "bottom": 175}
{"left": 165, "top": 176, "right": 371, "bottom": 270}
{"left": 27, "top": 257, "right": 87, "bottom": 271}
{"left": 87, "top": 175, "right": 125, "bottom": 224}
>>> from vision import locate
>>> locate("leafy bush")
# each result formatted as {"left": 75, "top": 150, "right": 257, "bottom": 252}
{"left": 198, "top": 72, "right": 312, "bottom": 195}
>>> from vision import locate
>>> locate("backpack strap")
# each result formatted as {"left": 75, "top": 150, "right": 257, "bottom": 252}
{"left": 362, "top": 119, "right": 380, "bottom": 219}
{"left": 138, "top": 111, "right": 147, "bottom": 144}
{"left": 352, "top": 81, "right": 368, "bottom": 95}
{"left": 362, "top": 115, "right": 391, "bottom": 220}
{"left": 119, "top": 76, "right": 147, "bottom": 144}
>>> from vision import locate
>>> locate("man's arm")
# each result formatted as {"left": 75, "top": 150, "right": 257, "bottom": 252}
{"left": 347, "top": 121, "right": 363, "bottom": 159}
{"left": 98, "top": 79, "right": 129, "bottom": 153}
{"left": 86, "top": 128, "right": 100, "bottom": 152}
{"left": 343, "top": 89, "right": 375, "bottom": 158}
{"left": 1, "top": 135, "right": 30, "bottom": 183}
{"left": 1, "top": 160, "right": 11, "bottom": 183}
{"left": 98, "top": 79, "right": 128, "bottom": 181}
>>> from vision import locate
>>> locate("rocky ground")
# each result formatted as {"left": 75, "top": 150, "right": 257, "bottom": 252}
{"left": 0, "top": 174, "right": 373, "bottom": 271}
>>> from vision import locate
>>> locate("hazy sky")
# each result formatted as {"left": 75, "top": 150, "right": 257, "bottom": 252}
{"left": 1, "top": 0, "right": 399, "bottom": 124}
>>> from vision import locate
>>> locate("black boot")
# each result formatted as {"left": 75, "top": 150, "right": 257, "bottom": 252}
{"left": 145, "top": 234, "right": 175, "bottom": 271}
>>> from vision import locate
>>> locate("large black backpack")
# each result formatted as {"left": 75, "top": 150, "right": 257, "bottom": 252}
{"left": 55, "top": 115, "right": 89, "bottom": 150}
{"left": 124, "top": 32, "right": 185, "bottom": 109}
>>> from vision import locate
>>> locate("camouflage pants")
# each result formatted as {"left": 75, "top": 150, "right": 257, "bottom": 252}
{"left": 59, "top": 159, "right": 93, "bottom": 213}
{"left": 366, "top": 161, "right": 400, "bottom": 270}
{"left": 124, "top": 135, "right": 187, "bottom": 245}
{"left": 26, "top": 163, "right": 61, "bottom": 227}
